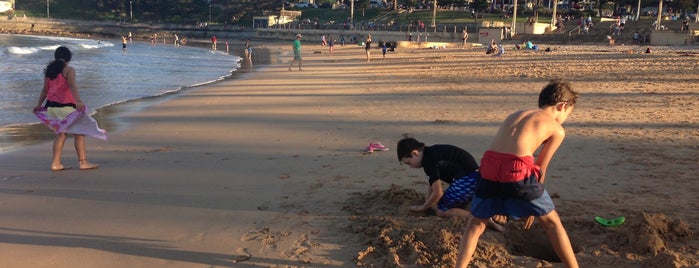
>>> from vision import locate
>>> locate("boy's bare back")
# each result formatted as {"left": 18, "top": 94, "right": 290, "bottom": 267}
{"left": 487, "top": 79, "right": 577, "bottom": 182}
{"left": 488, "top": 109, "right": 564, "bottom": 157}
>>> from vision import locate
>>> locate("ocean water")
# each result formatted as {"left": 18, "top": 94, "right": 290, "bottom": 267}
{"left": 0, "top": 34, "right": 241, "bottom": 152}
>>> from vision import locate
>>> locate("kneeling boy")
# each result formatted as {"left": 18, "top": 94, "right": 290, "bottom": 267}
{"left": 397, "top": 138, "right": 503, "bottom": 231}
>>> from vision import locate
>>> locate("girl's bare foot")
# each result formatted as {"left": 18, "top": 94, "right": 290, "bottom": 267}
{"left": 79, "top": 159, "right": 99, "bottom": 170}
{"left": 51, "top": 164, "right": 70, "bottom": 171}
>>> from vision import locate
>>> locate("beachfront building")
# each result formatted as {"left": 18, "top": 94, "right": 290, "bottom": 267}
{"left": 0, "top": 0, "right": 14, "bottom": 13}
{"left": 253, "top": 9, "right": 301, "bottom": 28}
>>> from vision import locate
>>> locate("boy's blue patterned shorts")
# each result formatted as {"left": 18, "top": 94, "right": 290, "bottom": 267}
{"left": 437, "top": 171, "right": 478, "bottom": 212}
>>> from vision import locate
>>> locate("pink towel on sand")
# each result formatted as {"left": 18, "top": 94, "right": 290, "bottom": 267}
{"left": 35, "top": 107, "right": 108, "bottom": 141}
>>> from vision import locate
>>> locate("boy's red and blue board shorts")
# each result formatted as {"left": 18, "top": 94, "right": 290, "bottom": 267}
{"left": 437, "top": 171, "right": 478, "bottom": 212}
{"left": 470, "top": 151, "right": 554, "bottom": 218}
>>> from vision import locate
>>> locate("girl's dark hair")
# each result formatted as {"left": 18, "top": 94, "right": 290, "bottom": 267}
{"left": 44, "top": 46, "right": 72, "bottom": 80}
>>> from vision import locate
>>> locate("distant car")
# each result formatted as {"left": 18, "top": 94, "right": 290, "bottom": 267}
{"left": 295, "top": 2, "right": 309, "bottom": 8}
{"left": 320, "top": 2, "right": 333, "bottom": 8}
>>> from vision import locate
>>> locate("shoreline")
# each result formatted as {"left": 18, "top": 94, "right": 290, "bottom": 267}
{"left": 0, "top": 35, "right": 282, "bottom": 154}
{"left": 0, "top": 34, "right": 697, "bottom": 267}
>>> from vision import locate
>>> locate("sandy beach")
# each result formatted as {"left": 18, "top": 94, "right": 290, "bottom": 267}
{"left": 1, "top": 40, "right": 698, "bottom": 267}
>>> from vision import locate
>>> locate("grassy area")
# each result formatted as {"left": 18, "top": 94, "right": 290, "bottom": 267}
{"left": 17, "top": 0, "right": 657, "bottom": 28}
{"left": 295, "top": 8, "right": 383, "bottom": 23}
{"left": 293, "top": 8, "right": 559, "bottom": 26}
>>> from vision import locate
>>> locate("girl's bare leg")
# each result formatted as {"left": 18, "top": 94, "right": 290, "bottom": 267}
{"left": 74, "top": 134, "right": 98, "bottom": 170}
{"left": 51, "top": 133, "right": 68, "bottom": 171}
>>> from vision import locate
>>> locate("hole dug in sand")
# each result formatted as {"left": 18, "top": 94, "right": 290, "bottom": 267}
{"left": 504, "top": 223, "right": 582, "bottom": 262}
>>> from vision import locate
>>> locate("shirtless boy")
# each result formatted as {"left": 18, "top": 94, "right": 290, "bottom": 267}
{"left": 456, "top": 79, "right": 580, "bottom": 268}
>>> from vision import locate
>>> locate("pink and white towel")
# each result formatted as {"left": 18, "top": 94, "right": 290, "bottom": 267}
{"left": 35, "top": 106, "right": 108, "bottom": 141}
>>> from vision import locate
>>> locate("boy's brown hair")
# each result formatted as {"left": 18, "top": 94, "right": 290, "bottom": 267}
{"left": 538, "top": 79, "right": 579, "bottom": 108}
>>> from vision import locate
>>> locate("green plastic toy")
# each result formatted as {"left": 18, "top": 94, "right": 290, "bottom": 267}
{"left": 595, "top": 216, "right": 625, "bottom": 227}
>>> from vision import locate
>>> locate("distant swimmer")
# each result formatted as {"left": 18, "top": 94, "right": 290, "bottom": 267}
{"left": 121, "top": 36, "right": 127, "bottom": 50}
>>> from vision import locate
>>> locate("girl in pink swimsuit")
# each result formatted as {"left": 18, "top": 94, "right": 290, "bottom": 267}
{"left": 34, "top": 46, "right": 100, "bottom": 171}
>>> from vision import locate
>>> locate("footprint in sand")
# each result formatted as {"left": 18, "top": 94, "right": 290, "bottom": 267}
{"left": 282, "top": 245, "right": 309, "bottom": 258}
{"left": 281, "top": 233, "right": 317, "bottom": 258}
{"left": 232, "top": 247, "right": 251, "bottom": 263}
{"left": 241, "top": 228, "right": 269, "bottom": 241}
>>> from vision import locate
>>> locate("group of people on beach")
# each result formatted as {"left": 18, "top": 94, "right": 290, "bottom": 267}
{"left": 397, "top": 79, "right": 580, "bottom": 267}
{"left": 289, "top": 32, "right": 391, "bottom": 66}
{"left": 36, "top": 36, "right": 580, "bottom": 266}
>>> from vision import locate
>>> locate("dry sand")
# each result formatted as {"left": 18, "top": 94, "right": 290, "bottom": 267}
{"left": 0, "top": 40, "right": 698, "bottom": 268}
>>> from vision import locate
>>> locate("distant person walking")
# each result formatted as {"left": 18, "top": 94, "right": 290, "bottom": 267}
{"left": 33, "top": 46, "right": 102, "bottom": 171}
{"left": 462, "top": 28, "right": 469, "bottom": 48}
{"left": 381, "top": 41, "right": 387, "bottom": 59}
{"left": 365, "top": 34, "right": 372, "bottom": 63}
{"left": 244, "top": 39, "right": 252, "bottom": 61}
{"left": 211, "top": 35, "right": 217, "bottom": 50}
{"left": 289, "top": 34, "right": 303, "bottom": 71}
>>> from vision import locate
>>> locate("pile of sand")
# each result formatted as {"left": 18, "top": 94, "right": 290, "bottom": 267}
{"left": 343, "top": 185, "right": 697, "bottom": 267}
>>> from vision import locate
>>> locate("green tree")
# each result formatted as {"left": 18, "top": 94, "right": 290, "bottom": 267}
{"left": 469, "top": 0, "right": 488, "bottom": 13}
{"left": 676, "top": 0, "right": 695, "bottom": 13}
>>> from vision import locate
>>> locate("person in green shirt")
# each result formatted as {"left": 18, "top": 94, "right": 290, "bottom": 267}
{"left": 289, "top": 34, "right": 303, "bottom": 71}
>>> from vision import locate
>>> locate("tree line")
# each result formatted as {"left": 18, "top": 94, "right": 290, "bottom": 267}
{"left": 12, "top": 0, "right": 697, "bottom": 25}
